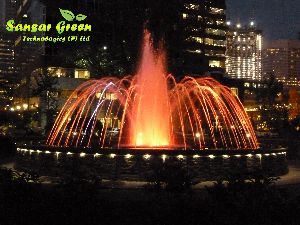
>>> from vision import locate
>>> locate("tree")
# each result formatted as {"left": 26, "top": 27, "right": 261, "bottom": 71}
{"left": 31, "top": 68, "right": 58, "bottom": 134}
{"left": 255, "top": 72, "right": 288, "bottom": 132}
{"left": 67, "top": 43, "right": 130, "bottom": 78}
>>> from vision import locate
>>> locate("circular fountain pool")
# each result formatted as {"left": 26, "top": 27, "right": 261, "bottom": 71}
{"left": 16, "top": 146, "right": 288, "bottom": 182}
{"left": 17, "top": 30, "right": 288, "bottom": 183}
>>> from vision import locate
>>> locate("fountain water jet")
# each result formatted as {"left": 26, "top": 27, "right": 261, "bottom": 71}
{"left": 129, "top": 32, "right": 171, "bottom": 147}
{"left": 47, "top": 30, "right": 258, "bottom": 150}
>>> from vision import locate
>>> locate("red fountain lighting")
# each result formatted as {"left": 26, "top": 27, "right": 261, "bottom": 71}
{"left": 47, "top": 31, "right": 259, "bottom": 150}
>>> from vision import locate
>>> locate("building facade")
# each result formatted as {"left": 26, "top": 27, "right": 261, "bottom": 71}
{"left": 180, "top": 0, "right": 227, "bottom": 75}
{"left": 226, "top": 23, "right": 262, "bottom": 81}
{"left": 263, "top": 40, "right": 300, "bottom": 87}
{"left": 0, "top": 0, "right": 18, "bottom": 109}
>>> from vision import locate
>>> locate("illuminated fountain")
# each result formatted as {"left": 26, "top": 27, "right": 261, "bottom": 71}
{"left": 47, "top": 31, "right": 258, "bottom": 150}
{"left": 16, "top": 31, "right": 287, "bottom": 182}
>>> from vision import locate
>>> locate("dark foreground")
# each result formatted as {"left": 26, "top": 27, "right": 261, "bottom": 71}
{"left": 1, "top": 168, "right": 300, "bottom": 225}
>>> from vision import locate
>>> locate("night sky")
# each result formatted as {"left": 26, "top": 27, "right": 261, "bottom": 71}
{"left": 227, "top": 0, "right": 300, "bottom": 42}
{"left": 1, "top": 0, "right": 299, "bottom": 42}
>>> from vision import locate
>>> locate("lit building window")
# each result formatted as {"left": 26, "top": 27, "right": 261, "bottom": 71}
{"left": 184, "top": 4, "right": 200, "bottom": 10}
{"left": 205, "top": 28, "right": 226, "bottom": 36}
{"left": 216, "top": 20, "right": 224, "bottom": 25}
{"left": 209, "top": 60, "right": 221, "bottom": 68}
{"left": 209, "top": 7, "right": 225, "bottom": 15}
{"left": 204, "top": 38, "right": 225, "bottom": 47}
{"left": 75, "top": 69, "right": 90, "bottom": 79}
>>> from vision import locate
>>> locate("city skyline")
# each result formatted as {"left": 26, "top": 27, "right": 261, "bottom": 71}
{"left": 227, "top": 0, "right": 300, "bottom": 41}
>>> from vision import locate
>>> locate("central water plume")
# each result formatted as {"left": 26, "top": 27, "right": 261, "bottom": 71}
{"left": 47, "top": 30, "right": 259, "bottom": 150}
{"left": 130, "top": 32, "right": 171, "bottom": 147}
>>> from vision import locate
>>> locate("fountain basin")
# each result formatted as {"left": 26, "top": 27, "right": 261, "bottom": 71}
{"left": 15, "top": 146, "right": 288, "bottom": 182}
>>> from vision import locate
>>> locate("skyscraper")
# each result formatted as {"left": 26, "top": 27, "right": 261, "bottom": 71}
{"left": 0, "top": 0, "right": 17, "bottom": 108}
{"left": 179, "top": 0, "right": 227, "bottom": 74}
{"left": 226, "top": 23, "right": 262, "bottom": 81}
{"left": 263, "top": 40, "right": 300, "bottom": 87}
{"left": 0, "top": 0, "right": 17, "bottom": 79}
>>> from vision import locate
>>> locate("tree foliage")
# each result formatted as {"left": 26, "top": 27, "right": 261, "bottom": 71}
{"left": 255, "top": 73, "right": 288, "bottom": 131}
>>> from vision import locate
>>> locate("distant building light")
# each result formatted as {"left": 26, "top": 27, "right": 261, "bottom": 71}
{"left": 237, "top": 23, "right": 241, "bottom": 28}
{"left": 23, "top": 103, "right": 28, "bottom": 109}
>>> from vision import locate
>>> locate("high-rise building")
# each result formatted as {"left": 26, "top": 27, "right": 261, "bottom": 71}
{"left": 0, "top": 0, "right": 17, "bottom": 31}
{"left": 0, "top": 0, "right": 18, "bottom": 79}
{"left": 0, "top": 0, "right": 18, "bottom": 108}
{"left": 0, "top": 33, "right": 16, "bottom": 79}
{"left": 180, "top": 0, "right": 227, "bottom": 74}
{"left": 225, "top": 23, "right": 262, "bottom": 81}
{"left": 263, "top": 40, "right": 300, "bottom": 87}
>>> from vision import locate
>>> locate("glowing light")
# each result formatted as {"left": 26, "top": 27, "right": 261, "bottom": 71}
{"left": 67, "top": 152, "right": 73, "bottom": 155}
{"left": 193, "top": 155, "right": 200, "bottom": 159}
{"left": 246, "top": 154, "right": 252, "bottom": 158}
{"left": 235, "top": 155, "right": 241, "bottom": 158}
{"left": 94, "top": 153, "right": 101, "bottom": 158}
{"left": 161, "top": 154, "right": 167, "bottom": 162}
{"left": 125, "top": 154, "right": 132, "bottom": 159}
{"left": 110, "top": 153, "right": 116, "bottom": 159}
{"left": 16, "top": 105, "right": 21, "bottom": 110}
{"left": 45, "top": 151, "right": 51, "bottom": 154}
{"left": 143, "top": 154, "right": 151, "bottom": 160}
{"left": 222, "top": 155, "right": 229, "bottom": 159}
{"left": 177, "top": 155, "right": 184, "bottom": 160}
{"left": 208, "top": 155, "right": 215, "bottom": 159}
{"left": 80, "top": 152, "right": 86, "bottom": 157}
{"left": 195, "top": 133, "right": 200, "bottom": 138}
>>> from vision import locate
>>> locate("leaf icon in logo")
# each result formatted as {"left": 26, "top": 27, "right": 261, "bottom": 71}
{"left": 59, "top": 8, "right": 75, "bottom": 21}
{"left": 76, "top": 14, "right": 87, "bottom": 21}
